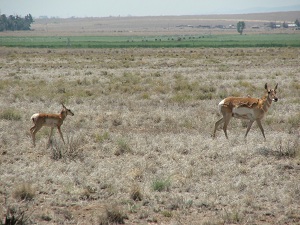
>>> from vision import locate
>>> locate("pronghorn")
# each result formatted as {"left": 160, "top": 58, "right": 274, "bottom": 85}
{"left": 213, "top": 83, "right": 278, "bottom": 139}
{"left": 30, "top": 104, "right": 74, "bottom": 147}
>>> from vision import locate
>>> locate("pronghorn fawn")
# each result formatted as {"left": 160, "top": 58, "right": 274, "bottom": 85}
{"left": 30, "top": 104, "right": 74, "bottom": 147}
{"left": 213, "top": 83, "right": 278, "bottom": 140}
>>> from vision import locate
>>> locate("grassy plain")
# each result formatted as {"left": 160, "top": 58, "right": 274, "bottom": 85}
{"left": 0, "top": 46, "right": 299, "bottom": 224}
{"left": 0, "top": 10, "right": 299, "bottom": 225}
{"left": 1, "top": 33, "right": 300, "bottom": 48}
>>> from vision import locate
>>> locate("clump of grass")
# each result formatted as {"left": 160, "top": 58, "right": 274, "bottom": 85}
{"left": 13, "top": 183, "right": 35, "bottom": 201}
{"left": 3, "top": 206, "right": 29, "bottom": 225}
{"left": 161, "top": 210, "right": 172, "bottom": 218}
{"left": 180, "top": 118, "right": 195, "bottom": 129}
{"left": 94, "top": 131, "right": 110, "bottom": 143}
{"left": 196, "top": 92, "right": 213, "bottom": 100}
{"left": 171, "top": 78, "right": 216, "bottom": 102}
{"left": 115, "top": 138, "right": 132, "bottom": 156}
{"left": 173, "top": 76, "right": 198, "bottom": 92}
{"left": 197, "top": 84, "right": 216, "bottom": 100}
{"left": 154, "top": 80, "right": 169, "bottom": 94}
{"left": 168, "top": 197, "right": 194, "bottom": 211}
{"left": 50, "top": 140, "right": 62, "bottom": 160}
{"left": 80, "top": 186, "right": 97, "bottom": 200}
{"left": 290, "top": 81, "right": 300, "bottom": 90}
{"left": 130, "top": 167, "right": 144, "bottom": 181}
{"left": 171, "top": 93, "right": 192, "bottom": 103}
{"left": 152, "top": 178, "right": 171, "bottom": 192}
{"left": 107, "top": 72, "right": 144, "bottom": 94}
{"left": 222, "top": 209, "right": 243, "bottom": 224}
{"left": 40, "top": 214, "right": 52, "bottom": 222}
{"left": 98, "top": 204, "right": 127, "bottom": 224}
{"left": 0, "top": 108, "right": 22, "bottom": 121}
{"left": 130, "top": 184, "right": 143, "bottom": 201}
{"left": 233, "top": 80, "right": 256, "bottom": 95}
{"left": 218, "top": 64, "right": 230, "bottom": 72}
{"left": 112, "top": 118, "right": 122, "bottom": 126}
{"left": 200, "top": 84, "right": 216, "bottom": 94}
{"left": 275, "top": 138, "right": 300, "bottom": 159}
{"left": 287, "top": 112, "right": 300, "bottom": 130}
{"left": 140, "top": 92, "right": 150, "bottom": 100}
{"left": 50, "top": 136, "right": 84, "bottom": 161}
{"left": 258, "top": 138, "right": 300, "bottom": 159}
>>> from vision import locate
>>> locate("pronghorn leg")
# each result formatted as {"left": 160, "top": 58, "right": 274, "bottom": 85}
{"left": 223, "top": 115, "right": 232, "bottom": 139}
{"left": 256, "top": 119, "right": 266, "bottom": 140}
{"left": 245, "top": 120, "right": 254, "bottom": 138}
{"left": 48, "top": 127, "right": 54, "bottom": 147}
{"left": 213, "top": 118, "right": 224, "bottom": 138}
{"left": 31, "top": 125, "right": 42, "bottom": 147}
{"left": 30, "top": 126, "right": 35, "bottom": 134}
{"left": 30, "top": 126, "right": 35, "bottom": 144}
{"left": 57, "top": 126, "right": 65, "bottom": 144}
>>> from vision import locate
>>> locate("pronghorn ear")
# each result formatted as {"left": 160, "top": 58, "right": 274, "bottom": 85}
{"left": 264, "top": 83, "right": 268, "bottom": 90}
{"left": 61, "top": 103, "right": 66, "bottom": 109}
{"left": 274, "top": 83, "right": 278, "bottom": 90}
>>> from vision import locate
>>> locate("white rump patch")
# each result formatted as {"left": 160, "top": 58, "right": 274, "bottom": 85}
{"left": 30, "top": 113, "right": 39, "bottom": 122}
{"left": 218, "top": 99, "right": 225, "bottom": 113}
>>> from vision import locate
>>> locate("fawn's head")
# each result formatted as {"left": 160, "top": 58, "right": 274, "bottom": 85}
{"left": 61, "top": 103, "right": 74, "bottom": 116}
{"left": 265, "top": 83, "right": 278, "bottom": 102}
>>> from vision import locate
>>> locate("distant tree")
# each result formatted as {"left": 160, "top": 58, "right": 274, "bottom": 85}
{"left": 7, "top": 15, "right": 16, "bottom": 30}
{"left": 0, "top": 14, "right": 34, "bottom": 31}
{"left": 0, "top": 14, "right": 8, "bottom": 31}
{"left": 24, "top": 14, "right": 34, "bottom": 30}
{"left": 237, "top": 21, "right": 245, "bottom": 35}
{"left": 295, "top": 19, "right": 300, "bottom": 27}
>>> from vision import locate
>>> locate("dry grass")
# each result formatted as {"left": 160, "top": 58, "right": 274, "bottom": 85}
{"left": 0, "top": 47, "right": 299, "bottom": 224}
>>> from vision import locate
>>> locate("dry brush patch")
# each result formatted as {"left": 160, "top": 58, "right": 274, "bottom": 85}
{"left": 0, "top": 47, "right": 299, "bottom": 224}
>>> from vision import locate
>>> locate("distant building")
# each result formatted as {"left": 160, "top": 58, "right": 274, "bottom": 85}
{"left": 215, "top": 25, "right": 226, "bottom": 29}
{"left": 287, "top": 23, "right": 297, "bottom": 28}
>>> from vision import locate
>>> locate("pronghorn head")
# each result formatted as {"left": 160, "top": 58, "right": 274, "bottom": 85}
{"left": 265, "top": 83, "right": 278, "bottom": 102}
{"left": 61, "top": 103, "right": 74, "bottom": 116}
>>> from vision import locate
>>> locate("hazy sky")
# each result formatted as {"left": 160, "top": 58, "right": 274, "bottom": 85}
{"left": 1, "top": 0, "right": 299, "bottom": 18}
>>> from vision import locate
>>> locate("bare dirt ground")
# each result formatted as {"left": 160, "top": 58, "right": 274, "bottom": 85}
{"left": 0, "top": 46, "right": 299, "bottom": 224}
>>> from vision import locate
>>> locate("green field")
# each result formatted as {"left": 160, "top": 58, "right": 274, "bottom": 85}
{"left": 1, "top": 33, "right": 300, "bottom": 48}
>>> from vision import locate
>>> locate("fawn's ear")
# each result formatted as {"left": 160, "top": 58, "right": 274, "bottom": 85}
{"left": 61, "top": 103, "right": 66, "bottom": 109}
{"left": 274, "top": 83, "right": 278, "bottom": 91}
{"left": 264, "top": 83, "right": 268, "bottom": 90}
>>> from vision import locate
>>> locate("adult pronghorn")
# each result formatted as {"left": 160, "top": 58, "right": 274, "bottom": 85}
{"left": 213, "top": 83, "right": 278, "bottom": 140}
{"left": 30, "top": 103, "right": 74, "bottom": 147}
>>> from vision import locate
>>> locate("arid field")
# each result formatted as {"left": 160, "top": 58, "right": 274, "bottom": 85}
{"left": 0, "top": 11, "right": 300, "bottom": 225}
{"left": 0, "top": 46, "right": 299, "bottom": 224}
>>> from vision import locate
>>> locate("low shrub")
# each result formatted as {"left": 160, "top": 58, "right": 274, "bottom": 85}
{"left": 13, "top": 183, "right": 35, "bottom": 201}
{"left": 130, "top": 184, "right": 143, "bottom": 201}
{"left": 0, "top": 108, "right": 22, "bottom": 121}
{"left": 152, "top": 178, "right": 171, "bottom": 192}
{"left": 115, "top": 138, "right": 132, "bottom": 155}
{"left": 98, "top": 204, "right": 127, "bottom": 224}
